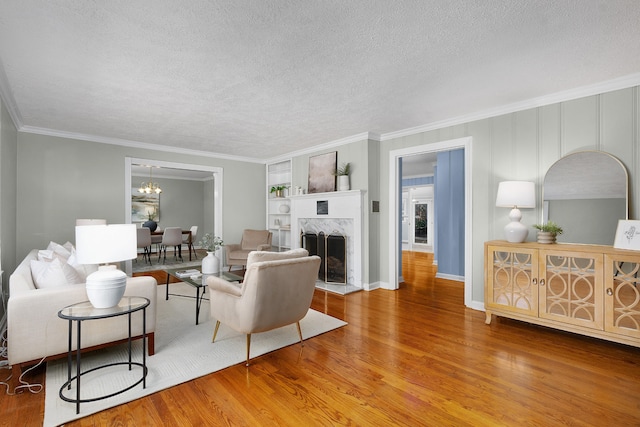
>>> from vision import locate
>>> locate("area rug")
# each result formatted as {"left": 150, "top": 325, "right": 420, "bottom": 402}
{"left": 43, "top": 283, "right": 347, "bottom": 427}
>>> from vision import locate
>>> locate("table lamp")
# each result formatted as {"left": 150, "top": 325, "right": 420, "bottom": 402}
{"left": 75, "top": 219, "right": 107, "bottom": 226}
{"left": 496, "top": 181, "right": 536, "bottom": 243}
{"left": 75, "top": 224, "right": 137, "bottom": 308}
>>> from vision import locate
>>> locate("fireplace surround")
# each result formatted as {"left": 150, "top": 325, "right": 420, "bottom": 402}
{"left": 290, "top": 190, "right": 364, "bottom": 293}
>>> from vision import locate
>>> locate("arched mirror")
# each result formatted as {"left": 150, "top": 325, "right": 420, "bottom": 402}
{"left": 543, "top": 151, "right": 628, "bottom": 245}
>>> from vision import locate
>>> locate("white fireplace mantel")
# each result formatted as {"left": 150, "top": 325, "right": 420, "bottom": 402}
{"left": 290, "top": 190, "right": 365, "bottom": 287}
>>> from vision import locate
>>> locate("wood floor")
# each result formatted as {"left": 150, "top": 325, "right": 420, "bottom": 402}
{"left": 3, "top": 251, "right": 640, "bottom": 426}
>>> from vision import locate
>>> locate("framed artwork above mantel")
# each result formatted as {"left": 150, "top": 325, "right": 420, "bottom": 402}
{"left": 308, "top": 151, "right": 337, "bottom": 194}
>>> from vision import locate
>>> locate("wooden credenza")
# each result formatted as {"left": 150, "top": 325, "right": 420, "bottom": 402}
{"left": 484, "top": 240, "right": 640, "bottom": 348}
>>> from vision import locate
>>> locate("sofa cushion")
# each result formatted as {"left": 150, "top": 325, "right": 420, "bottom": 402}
{"left": 228, "top": 249, "right": 252, "bottom": 261}
{"left": 30, "top": 258, "right": 84, "bottom": 289}
{"left": 241, "top": 230, "right": 271, "bottom": 250}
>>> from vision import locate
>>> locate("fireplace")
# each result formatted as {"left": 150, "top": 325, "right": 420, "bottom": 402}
{"left": 302, "top": 232, "right": 347, "bottom": 284}
{"left": 289, "top": 190, "right": 364, "bottom": 291}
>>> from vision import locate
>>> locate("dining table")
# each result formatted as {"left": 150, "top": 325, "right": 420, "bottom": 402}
{"left": 150, "top": 229, "right": 194, "bottom": 260}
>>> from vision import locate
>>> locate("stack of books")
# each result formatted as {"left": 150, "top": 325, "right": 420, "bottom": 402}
{"left": 175, "top": 269, "right": 200, "bottom": 278}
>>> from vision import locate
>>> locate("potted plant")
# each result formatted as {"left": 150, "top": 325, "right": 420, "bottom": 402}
{"left": 533, "top": 221, "right": 563, "bottom": 244}
{"left": 199, "top": 233, "right": 224, "bottom": 274}
{"left": 335, "top": 162, "right": 351, "bottom": 191}
{"left": 143, "top": 208, "right": 158, "bottom": 232}
{"left": 270, "top": 185, "right": 288, "bottom": 198}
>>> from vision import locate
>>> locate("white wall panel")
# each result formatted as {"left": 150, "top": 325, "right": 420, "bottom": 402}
{"left": 380, "top": 85, "right": 640, "bottom": 308}
{"left": 562, "top": 96, "right": 599, "bottom": 153}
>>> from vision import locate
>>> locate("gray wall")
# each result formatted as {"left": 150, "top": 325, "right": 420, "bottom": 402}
{"left": 379, "top": 86, "right": 640, "bottom": 306}
{"left": 15, "top": 133, "right": 265, "bottom": 263}
{"left": 0, "top": 97, "right": 17, "bottom": 325}
{"left": 135, "top": 176, "right": 206, "bottom": 239}
{"left": 5, "top": 85, "right": 640, "bottom": 310}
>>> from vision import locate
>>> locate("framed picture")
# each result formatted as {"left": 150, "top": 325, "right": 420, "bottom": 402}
{"left": 613, "top": 220, "right": 640, "bottom": 250}
{"left": 131, "top": 189, "right": 160, "bottom": 222}
{"left": 308, "top": 151, "right": 337, "bottom": 193}
{"left": 317, "top": 200, "right": 329, "bottom": 215}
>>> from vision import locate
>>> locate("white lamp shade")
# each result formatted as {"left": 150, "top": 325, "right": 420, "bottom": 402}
{"left": 496, "top": 181, "right": 536, "bottom": 208}
{"left": 75, "top": 224, "right": 137, "bottom": 264}
{"left": 75, "top": 219, "right": 107, "bottom": 226}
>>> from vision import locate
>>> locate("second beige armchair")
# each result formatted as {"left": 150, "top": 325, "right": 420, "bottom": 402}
{"left": 207, "top": 249, "right": 320, "bottom": 366}
{"left": 224, "top": 229, "right": 272, "bottom": 270}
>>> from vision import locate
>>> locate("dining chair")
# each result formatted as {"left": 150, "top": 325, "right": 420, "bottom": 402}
{"left": 183, "top": 225, "right": 198, "bottom": 260}
{"left": 159, "top": 227, "right": 183, "bottom": 264}
{"left": 136, "top": 227, "right": 152, "bottom": 265}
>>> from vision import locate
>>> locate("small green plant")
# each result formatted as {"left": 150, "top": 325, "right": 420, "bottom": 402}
{"left": 334, "top": 162, "right": 351, "bottom": 176}
{"left": 199, "top": 233, "right": 224, "bottom": 252}
{"left": 270, "top": 185, "right": 288, "bottom": 193}
{"left": 533, "top": 221, "right": 563, "bottom": 235}
{"left": 146, "top": 208, "right": 157, "bottom": 221}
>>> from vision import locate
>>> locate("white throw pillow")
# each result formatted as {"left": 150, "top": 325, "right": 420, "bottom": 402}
{"left": 30, "top": 258, "right": 84, "bottom": 289}
{"left": 46, "top": 241, "right": 73, "bottom": 260}
{"left": 37, "top": 249, "right": 56, "bottom": 261}
{"left": 66, "top": 252, "right": 99, "bottom": 281}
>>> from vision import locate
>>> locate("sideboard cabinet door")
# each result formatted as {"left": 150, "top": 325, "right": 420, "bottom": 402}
{"left": 605, "top": 254, "right": 640, "bottom": 340}
{"left": 485, "top": 245, "right": 538, "bottom": 322}
{"left": 538, "top": 250, "right": 603, "bottom": 330}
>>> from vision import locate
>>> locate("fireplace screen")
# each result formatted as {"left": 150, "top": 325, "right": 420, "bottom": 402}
{"left": 301, "top": 231, "right": 347, "bottom": 284}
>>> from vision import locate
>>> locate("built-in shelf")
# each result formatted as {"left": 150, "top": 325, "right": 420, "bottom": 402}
{"left": 266, "top": 159, "right": 291, "bottom": 251}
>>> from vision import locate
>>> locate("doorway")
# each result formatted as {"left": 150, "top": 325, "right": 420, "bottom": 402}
{"left": 388, "top": 137, "right": 472, "bottom": 307}
{"left": 124, "top": 157, "right": 223, "bottom": 275}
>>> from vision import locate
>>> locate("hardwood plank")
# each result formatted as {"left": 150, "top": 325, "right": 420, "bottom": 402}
{"left": 2, "top": 251, "right": 640, "bottom": 425}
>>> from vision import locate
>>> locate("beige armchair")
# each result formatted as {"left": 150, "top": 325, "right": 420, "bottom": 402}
{"left": 224, "top": 229, "right": 273, "bottom": 270}
{"left": 207, "top": 249, "right": 320, "bottom": 366}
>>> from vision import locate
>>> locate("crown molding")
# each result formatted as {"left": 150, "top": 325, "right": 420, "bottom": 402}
{"left": 19, "top": 125, "right": 265, "bottom": 164}
{"left": 0, "top": 58, "right": 23, "bottom": 130}
{"left": 381, "top": 73, "right": 640, "bottom": 141}
{"left": 265, "top": 132, "right": 381, "bottom": 164}
{"left": 4, "top": 70, "right": 640, "bottom": 162}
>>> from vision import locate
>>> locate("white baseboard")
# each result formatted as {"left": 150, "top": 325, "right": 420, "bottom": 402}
{"left": 363, "top": 281, "right": 380, "bottom": 291}
{"left": 466, "top": 300, "right": 485, "bottom": 312}
{"left": 435, "top": 272, "right": 464, "bottom": 282}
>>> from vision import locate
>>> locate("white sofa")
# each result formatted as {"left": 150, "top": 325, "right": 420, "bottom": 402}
{"left": 8, "top": 249, "right": 158, "bottom": 379}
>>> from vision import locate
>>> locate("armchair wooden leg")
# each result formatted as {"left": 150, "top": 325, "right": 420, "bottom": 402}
{"left": 212, "top": 320, "right": 221, "bottom": 343}
{"left": 296, "top": 321, "right": 304, "bottom": 346}
{"left": 246, "top": 334, "right": 251, "bottom": 367}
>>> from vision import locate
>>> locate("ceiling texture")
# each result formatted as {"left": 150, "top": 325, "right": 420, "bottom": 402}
{"left": 1, "top": 1, "right": 640, "bottom": 162}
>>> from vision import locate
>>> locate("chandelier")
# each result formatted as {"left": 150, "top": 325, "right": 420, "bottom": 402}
{"left": 138, "top": 167, "right": 162, "bottom": 194}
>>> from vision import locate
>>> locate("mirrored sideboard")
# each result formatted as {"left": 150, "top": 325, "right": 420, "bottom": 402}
{"left": 485, "top": 240, "right": 640, "bottom": 348}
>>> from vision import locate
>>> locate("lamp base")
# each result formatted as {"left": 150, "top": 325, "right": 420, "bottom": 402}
{"left": 504, "top": 208, "right": 529, "bottom": 243}
{"left": 85, "top": 265, "right": 127, "bottom": 308}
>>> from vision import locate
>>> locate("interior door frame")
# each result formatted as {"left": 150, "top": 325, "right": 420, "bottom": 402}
{"left": 388, "top": 136, "right": 473, "bottom": 307}
{"left": 124, "top": 157, "right": 223, "bottom": 275}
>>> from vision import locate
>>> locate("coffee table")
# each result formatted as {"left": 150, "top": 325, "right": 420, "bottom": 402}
{"left": 165, "top": 268, "right": 242, "bottom": 325}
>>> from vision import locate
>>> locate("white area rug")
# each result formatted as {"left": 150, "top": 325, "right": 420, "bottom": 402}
{"left": 44, "top": 283, "right": 347, "bottom": 427}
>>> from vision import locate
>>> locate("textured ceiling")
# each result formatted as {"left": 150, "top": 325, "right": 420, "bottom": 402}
{"left": 1, "top": 1, "right": 640, "bottom": 161}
